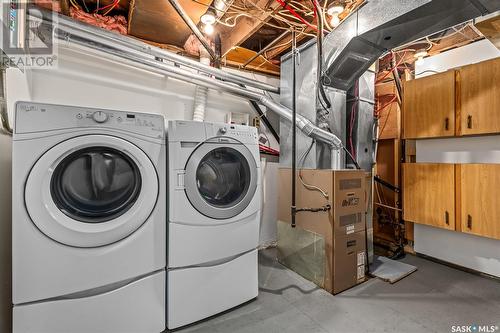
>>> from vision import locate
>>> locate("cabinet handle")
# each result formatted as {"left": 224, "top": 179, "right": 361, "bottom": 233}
{"left": 445, "top": 211, "right": 449, "bottom": 225}
{"left": 467, "top": 215, "right": 472, "bottom": 229}
{"left": 467, "top": 115, "right": 473, "bottom": 129}
{"left": 445, "top": 118, "right": 449, "bottom": 131}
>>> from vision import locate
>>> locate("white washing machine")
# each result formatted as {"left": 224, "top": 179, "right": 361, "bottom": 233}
{"left": 167, "top": 120, "right": 260, "bottom": 329}
{"left": 12, "top": 102, "right": 166, "bottom": 333}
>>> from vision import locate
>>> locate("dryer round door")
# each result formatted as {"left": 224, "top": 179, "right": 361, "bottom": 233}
{"left": 25, "top": 135, "right": 159, "bottom": 247}
{"left": 184, "top": 137, "right": 258, "bottom": 220}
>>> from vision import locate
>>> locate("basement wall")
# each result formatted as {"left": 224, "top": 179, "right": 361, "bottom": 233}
{"left": 414, "top": 39, "right": 500, "bottom": 277}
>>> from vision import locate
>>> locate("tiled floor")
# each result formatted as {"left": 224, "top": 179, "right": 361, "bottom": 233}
{"left": 177, "top": 249, "right": 500, "bottom": 333}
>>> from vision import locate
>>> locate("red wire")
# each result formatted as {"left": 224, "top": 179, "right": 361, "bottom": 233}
{"left": 275, "top": 0, "right": 318, "bottom": 31}
{"left": 375, "top": 96, "right": 397, "bottom": 118}
{"left": 95, "top": 0, "right": 119, "bottom": 13}
{"left": 375, "top": 51, "right": 406, "bottom": 84}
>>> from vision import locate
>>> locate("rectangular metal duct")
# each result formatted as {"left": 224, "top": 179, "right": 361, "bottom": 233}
{"left": 324, "top": 0, "right": 500, "bottom": 91}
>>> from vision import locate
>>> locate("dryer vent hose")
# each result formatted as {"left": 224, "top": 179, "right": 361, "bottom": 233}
{"left": 193, "top": 46, "right": 211, "bottom": 122}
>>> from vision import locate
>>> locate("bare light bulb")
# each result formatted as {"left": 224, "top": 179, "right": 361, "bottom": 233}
{"left": 330, "top": 15, "right": 340, "bottom": 27}
{"left": 204, "top": 24, "right": 214, "bottom": 35}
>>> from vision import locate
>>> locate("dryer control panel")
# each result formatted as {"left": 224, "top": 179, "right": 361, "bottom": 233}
{"left": 168, "top": 120, "right": 259, "bottom": 145}
{"left": 217, "top": 124, "right": 258, "bottom": 141}
{"left": 15, "top": 102, "right": 165, "bottom": 139}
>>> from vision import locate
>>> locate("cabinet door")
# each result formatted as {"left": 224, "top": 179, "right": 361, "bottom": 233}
{"left": 403, "top": 163, "right": 455, "bottom": 230}
{"left": 460, "top": 57, "right": 500, "bottom": 135}
{"left": 460, "top": 164, "right": 500, "bottom": 240}
{"left": 403, "top": 71, "right": 455, "bottom": 139}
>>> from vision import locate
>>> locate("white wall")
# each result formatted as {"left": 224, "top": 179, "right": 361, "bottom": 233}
{"left": 413, "top": 39, "right": 500, "bottom": 277}
{"left": 416, "top": 39, "right": 500, "bottom": 77}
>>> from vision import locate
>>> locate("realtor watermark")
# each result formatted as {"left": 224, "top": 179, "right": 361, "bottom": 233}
{"left": 1, "top": 0, "right": 58, "bottom": 69}
{"left": 451, "top": 325, "right": 499, "bottom": 333}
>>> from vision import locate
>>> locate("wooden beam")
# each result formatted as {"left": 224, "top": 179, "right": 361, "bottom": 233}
{"left": 219, "top": 0, "right": 281, "bottom": 56}
{"left": 224, "top": 46, "right": 280, "bottom": 76}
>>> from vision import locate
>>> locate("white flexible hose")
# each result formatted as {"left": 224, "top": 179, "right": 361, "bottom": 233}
{"left": 193, "top": 46, "right": 211, "bottom": 122}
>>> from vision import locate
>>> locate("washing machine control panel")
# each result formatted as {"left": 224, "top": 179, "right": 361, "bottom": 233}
{"left": 15, "top": 102, "right": 165, "bottom": 139}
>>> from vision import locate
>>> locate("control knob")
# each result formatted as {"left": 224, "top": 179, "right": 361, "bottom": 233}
{"left": 219, "top": 127, "right": 227, "bottom": 134}
{"left": 92, "top": 111, "right": 108, "bottom": 123}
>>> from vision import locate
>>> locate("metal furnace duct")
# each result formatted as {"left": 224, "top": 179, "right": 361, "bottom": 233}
{"left": 279, "top": 0, "right": 500, "bottom": 170}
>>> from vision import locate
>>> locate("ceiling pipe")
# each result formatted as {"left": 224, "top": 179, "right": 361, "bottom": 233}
{"left": 31, "top": 7, "right": 279, "bottom": 94}
{"left": 52, "top": 29, "right": 342, "bottom": 148}
{"left": 167, "top": 0, "right": 218, "bottom": 62}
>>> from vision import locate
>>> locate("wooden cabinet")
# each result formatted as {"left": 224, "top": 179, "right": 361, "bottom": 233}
{"left": 459, "top": 57, "right": 500, "bottom": 136}
{"left": 403, "top": 163, "right": 455, "bottom": 230}
{"left": 403, "top": 71, "right": 456, "bottom": 139}
{"left": 459, "top": 164, "right": 500, "bottom": 240}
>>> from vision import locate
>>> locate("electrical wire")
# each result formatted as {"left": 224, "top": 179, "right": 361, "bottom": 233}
{"left": 378, "top": 97, "right": 396, "bottom": 137}
{"left": 81, "top": 0, "right": 89, "bottom": 12}
{"left": 191, "top": 0, "right": 305, "bottom": 32}
{"left": 342, "top": 145, "right": 361, "bottom": 170}
{"left": 375, "top": 202, "right": 402, "bottom": 212}
{"left": 276, "top": 0, "right": 319, "bottom": 31}
{"left": 375, "top": 51, "right": 407, "bottom": 84}
{"left": 103, "top": 0, "right": 119, "bottom": 15}
{"left": 69, "top": 0, "right": 80, "bottom": 9}
{"left": 298, "top": 139, "right": 330, "bottom": 199}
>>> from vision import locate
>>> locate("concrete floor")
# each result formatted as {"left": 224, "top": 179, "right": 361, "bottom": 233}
{"left": 178, "top": 249, "right": 500, "bottom": 333}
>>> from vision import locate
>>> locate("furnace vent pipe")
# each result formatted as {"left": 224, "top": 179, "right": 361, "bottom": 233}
{"left": 53, "top": 29, "right": 342, "bottom": 148}
{"left": 33, "top": 7, "right": 279, "bottom": 94}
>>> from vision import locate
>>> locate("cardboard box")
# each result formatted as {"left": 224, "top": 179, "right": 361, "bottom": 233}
{"left": 277, "top": 169, "right": 367, "bottom": 294}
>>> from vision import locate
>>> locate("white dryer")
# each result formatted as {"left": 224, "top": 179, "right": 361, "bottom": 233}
{"left": 12, "top": 102, "right": 166, "bottom": 333}
{"left": 167, "top": 120, "right": 260, "bottom": 329}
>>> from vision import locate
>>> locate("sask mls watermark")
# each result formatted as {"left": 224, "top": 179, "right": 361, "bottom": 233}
{"left": 0, "top": 0, "right": 58, "bottom": 69}
{"left": 451, "top": 325, "right": 499, "bottom": 333}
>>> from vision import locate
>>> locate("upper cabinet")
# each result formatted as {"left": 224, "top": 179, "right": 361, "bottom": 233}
{"left": 403, "top": 71, "right": 456, "bottom": 139}
{"left": 459, "top": 57, "right": 500, "bottom": 136}
{"left": 459, "top": 164, "right": 500, "bottom": 240}
{"left": 402, "top": 57, "right": 500, "bottom": 139}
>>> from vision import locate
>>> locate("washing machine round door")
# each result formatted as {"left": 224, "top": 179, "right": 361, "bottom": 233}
{"left": 25, "top": 135, "right": 158, "bottom": 247}
{"left": 184, "top": 137, "right": 258, "bottom": 220}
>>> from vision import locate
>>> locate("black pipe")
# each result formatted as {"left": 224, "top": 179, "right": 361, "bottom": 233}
{"left": 238, "top": 83, "right": 280, "bottom": 144}
{"left": 291, "top": 29, "right": 297, "bottom": 228}
{"left": 374, "top": 175, "right": 400, "bottom": 193}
